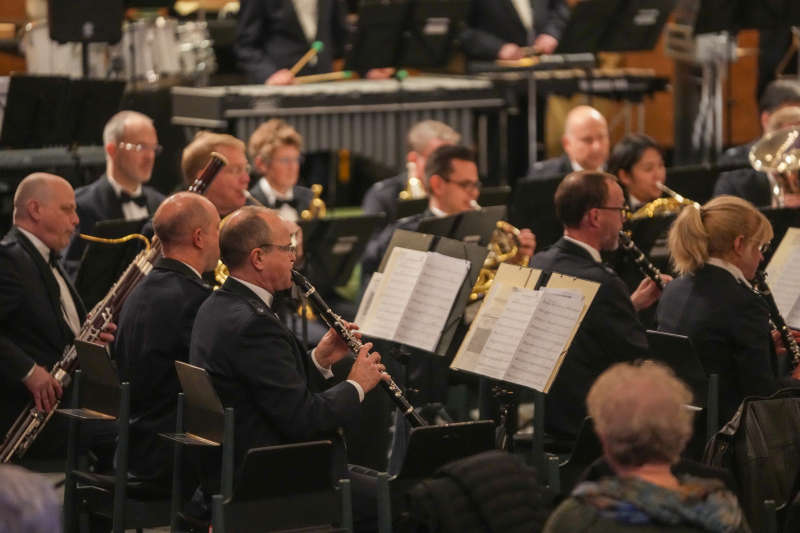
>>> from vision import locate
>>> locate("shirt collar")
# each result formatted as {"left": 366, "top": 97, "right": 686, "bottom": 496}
{"left": 106, "top": 174, "right": 142, "bottom": 197}
{"left": 230, "top": 275, "right": 274, "bottom": 308}
{"left": 628, "top": 193, "right": 645, "bottom": 211}
{"left": 706, "top": 257, "right": 750, "bottom": 287}
{"left": 15, "top": 226, "right": 50, "bottom": 261}
{"left": 428, "top": 204, "right": 448, "bottom": 218}
{"left": 563, "top": 235, "right": 602, "bottom": 263}
{"left": 570, "top": 159, "right": 605, "bottom": 173}
{"left": 258, "top": 177, "right": 293, "bottom": 204}
{"left": 175, "top": 259, "right": 202, "bottom": 279}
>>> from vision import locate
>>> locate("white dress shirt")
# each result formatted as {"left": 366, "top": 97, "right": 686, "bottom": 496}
{"left": 563, "top": 235, "right": 602, "bottom": 263}
{"left": 106, "top": 174, "right": 149, "bottom": 221}
{"left": 258, "top": 178, "right": 300, "bottom": 222}
{"left": 292, "top": 0, "right": 318, "bottom": 43}
{"left": 707, "top": 257, "right": 750, "bottom": 288}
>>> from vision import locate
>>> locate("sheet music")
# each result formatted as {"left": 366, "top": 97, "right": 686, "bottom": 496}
{"left": 771, "top": 246, "right": 800, "bottom": 328}
{"left": 454, "top": 281, "right": 519, "bottom": 371}
{"left": 354, "top": 272, "right": 382, "bottom": 326}
{"left": 394, "top": 252, "right": 471, "bottom": 351}
{"left": 361, "top": 248, "right": 427, "bottom": 340}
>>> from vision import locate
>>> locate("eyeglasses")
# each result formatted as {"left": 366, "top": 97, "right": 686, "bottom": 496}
{"left": 758, "top": 242, "right": 771, "bottom": 254}
{"left": 597, "top": 206, "right": 630, "bottom": 218}
{"left": 118, "top": 142, "right": 163, "bottom": 155}
{"left": 222, "top": 164, "right": 252, "bottom": 175}
{"left": 272, "top": 156, "right": 304, "bottom": 166}
{"left": 443, "top": 179, "right": 482, "bottom": 192}
{"left": 259, "top": 243, "right": 297, "bottom": 255}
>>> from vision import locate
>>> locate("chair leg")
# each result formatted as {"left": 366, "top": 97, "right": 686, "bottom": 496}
{"left": 339, "top": 478, "right": 353, "bottom": 532}
{"left": 377, "top": 472, "right": 392, "bottom": 533}
{"left": 212, "top": 494, "right": 225, "bottom": 533}
{"left": 63, "top": 374, "right": 81, "bottom": 533}
{"left": 764, "top": 499, "right": 778, "bottom": 533}
{"left": 546, "top": 454, "right": 561, "bottom": 494}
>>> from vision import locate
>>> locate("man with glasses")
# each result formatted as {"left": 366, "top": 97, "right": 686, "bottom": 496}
{"left": 64, "top": 111, "right": 165, "bottom": 277}
{"left": 531, "top": 171, "right": 663, "bottom": 441}
{"left": 190, "top": 205, "right": 387, "bottom": 525}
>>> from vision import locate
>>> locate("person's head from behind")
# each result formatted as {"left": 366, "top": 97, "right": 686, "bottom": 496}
{"left": 0, "top": 465, "right": 61, "bottom": 532}
{"left": 182, "top": 131, "right": 249, "bottom": 217}
{"left": 248, "top": 119, "right": 303, "bottom": 195}
{"left": 220, "top": 206, "right": 296, "bottom": 293}
{"left": 424, "top": 144, "right": 480, "bottom": 215}
{"left": 554, "top": 171, "right": 625, "bottom": 251}
{"left": 13, "top": 173, "right": 79, "bottom": 252}
{"left": 406, "top": 120, "right": 461, "bottom": 176}
{"left": 562, "top": 105, "right": 610, "bottom": 171}
{"left": 103, "top": 110, "right": 159, "bottom": 189}
{"left": 588, "top": 361, "right": 693, "bottom": 472}
{"left": 153, "top": 192, "right": 221, "bottom": 273}
{"left": 765, "top": 105, "right": 800, "bottom": 133}
{"left": 759, "top": 80, "right": 800, "bottom": 132}
{"left": 607, "top": 134, "right": 665, "bottom": 204}
{"left": 668, "top": 195, "right": 772, "bottom": 280}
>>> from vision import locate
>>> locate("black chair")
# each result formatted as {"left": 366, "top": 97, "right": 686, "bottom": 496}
{"left": 553, "top": 417, "right": 603, "bottom": 496}
{"left": 211, "top": 441, "right": 352, "bottom": 533}
{"left": 60, "top": 341, "right": 171, "bottom": 533}
{"left": 376, "top": 420, "right": 495, "bottom": 533}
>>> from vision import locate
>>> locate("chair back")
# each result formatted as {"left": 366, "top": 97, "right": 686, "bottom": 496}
{"left": 398, "top": 421, "right": 494, "bottom": 480}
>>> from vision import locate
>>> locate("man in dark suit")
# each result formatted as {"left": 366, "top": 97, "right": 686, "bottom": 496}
{"left": 528, "top": 105, "right": 610, "bottom": 179}
{"left": 247, "top": 119, "right": 313, "bottom": 221}
{"left": 0, "top": 173, "right": 113, "bottom": 459}
{"left": 190, "top": 205, "right": 386, "bottom": 477}
{"left": 235, "top": 0, "right": 348, "bottom": 84}
{"left": 63, "top": 111, "right": 165, "bottom": 277}
{"left": 113, "top": 192, "right": 219, "bottom": 482}
{"left": 461, "top": 0, "right": 570, "bottom": 60}
{"left": 361, "top": 120, "right": 461, "bottom": 231}
{"left": 531, "top": 171, "right": 662, "bottom": 440}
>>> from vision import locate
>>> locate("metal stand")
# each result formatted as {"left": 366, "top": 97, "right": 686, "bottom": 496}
{"left": 492, "top": 386, "right": 518, "bottom": 452}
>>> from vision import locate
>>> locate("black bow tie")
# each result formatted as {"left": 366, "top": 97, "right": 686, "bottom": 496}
{"left": 48, "top": 250, "right": 62, "bottom": 268}
{"left": 273, "top": 198, "right": 296, "bottom": 209}
{"left": 119, "top": 191, "right": 148, "bottom": 207}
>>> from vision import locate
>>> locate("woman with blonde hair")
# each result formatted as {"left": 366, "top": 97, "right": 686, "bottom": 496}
{"left": 656, "top": 195, "right": 800, "bottom": 425}
{"left": 247, "top": 118, "right": 312, "bottom": 222}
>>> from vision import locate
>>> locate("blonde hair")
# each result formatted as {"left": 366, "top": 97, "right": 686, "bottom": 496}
{"left": 668, "top": 195, "right": 773, "bottom": 275}
{"left": 181, "top": 131, "right": 245, "bottom": 185}
{"left": 588, "top": 361, "right": 693, "bottom": 468}
{"left": 247, "top": 119, "right": 303, "bottom": 162}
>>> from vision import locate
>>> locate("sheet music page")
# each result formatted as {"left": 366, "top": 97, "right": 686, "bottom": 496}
{"left": 360, "top": 248, "right": 427, "bottom": 340}
{"left": 771, "top": 245, "right": 800, "bottom": 328}
{"left": 474, "top": 287, "right": 542, "bottom": 380}
{"left": 503, "top": 288, "right": 584, "bottom": 391}
{"left": 354, "top": 272, "right": 382, "bottom": 326}
{"left": 394, "top": 252, "right": 471, "bottom": 352}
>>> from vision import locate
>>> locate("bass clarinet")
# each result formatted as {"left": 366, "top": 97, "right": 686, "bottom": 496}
{"left": 752, "top": 269, "right": 800, "bottom": 368}
{"left": 291, "top": 269, "right": 428, "bottom": 428}
{"left": 0, "top": 153, "right": 227, "bottom": 463}
{"left": 618, "top": 231, "right": 665, "bottom": 290}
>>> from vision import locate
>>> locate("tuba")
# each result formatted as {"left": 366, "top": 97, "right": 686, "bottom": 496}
{"left": 749, "top": 125, "right": 800, "bottom": 207}
{"left": 398, "top": 161, "right": 427, "bottom": 200}
{"left": 469, "top": 201, "right": 531, "bottom": 301}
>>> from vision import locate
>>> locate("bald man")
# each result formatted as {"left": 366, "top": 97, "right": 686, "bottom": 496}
{"left": 528, "top": 105, "right": 611, "bottom": 179}
{"left": 64, "top": 110, "right": 166, "bottom": 277}
{"left": 113, "top": 192, "right": 220, "bottom": 482}
{"left": 0, "top": 173, "right": 87, "bottom": 457}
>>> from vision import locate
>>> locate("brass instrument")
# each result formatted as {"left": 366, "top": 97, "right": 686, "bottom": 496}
{"left": 629, "top": 182, "right": 700, "bottom": 220}
{"left": 398, "top": 161, "right": 426, "bottom": 200}
{"left": 301, "top": 184, "right": 327, "bottom": 220}
{"left": 469, "top": 201, "right": 531, "bottom": 301}
{"left": 749, "top": 125, "right": 800, "bottom": 207}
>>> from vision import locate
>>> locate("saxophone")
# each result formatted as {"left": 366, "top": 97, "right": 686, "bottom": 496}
{"left": 0, "top": 153, "right": 227, "bottom": 463}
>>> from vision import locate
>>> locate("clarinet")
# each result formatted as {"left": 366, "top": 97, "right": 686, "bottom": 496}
{"left": 291, "top": 270, "right": 428, "bottom": 428}
{"left": 0, "top": 153, "right": 227, "bottom": 463}
{"left": 618, "top": 231, "right": 665, "bottom": 290}
{"left": 752, "top": 269, "right": 800, "bottom": 369}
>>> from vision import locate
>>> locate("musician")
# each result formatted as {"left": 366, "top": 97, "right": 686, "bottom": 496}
{"left": 181, "top": 131, "right": 251, "bottom": 217}
{"left": 0, "top": 173, "right": 113, "bottom": 458}
{"left": 113, "top": 193, "right": 219, "bottom": 483}
{"left": 247, "top": 119, "right": 312, "bottom": 222}
{"left": 717, "top": 79, "right": 800, "bottom": 168}
{"left": 528, "top": 105, "right": 610, "bottom": 179}
{"left": 657, "top": 195, "right": 800, "bottom": 425}
{"left": 714, "top": 106, "right": 800, "bottom": 208}
{"left": 189, "top": 206, "right": 387, "bottom": 517}
{"left": 235, "top": 0, "right": 347, "bottom": 84}
{"left": 461, "top": 0, "right": 570, "bottom": 60}
{"left": 531, "top": 171, "right": 659, "bottom": 440}
{"left": 607, "top": 133, "right": 666, "bottom": 211}
{"left": 362, "top": 144, "right": 536, "bottom": 282}
{"left": 63, "top": 111, "right": 165, "bottom": 277}
{"left": 361, "top": 120, "right": 461, "bottom": 230}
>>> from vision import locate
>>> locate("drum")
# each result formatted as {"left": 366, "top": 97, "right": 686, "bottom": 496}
{"left": 177, "top": 21, "right": 216, "bottom": 80}
{"left": 21, "top": 21, "right": 112, "bottom": 78}
{"left": 117, "top": 17, "right": 181, "bottom": 83}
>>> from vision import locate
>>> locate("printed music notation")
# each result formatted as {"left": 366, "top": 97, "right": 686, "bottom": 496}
{"left": 358, "top": 247, "right": 470, "bottom": 352}
{"left": 766, "top": 229, "right": 800, "bottom": 329}
{"left": 473, "top": 287, "right": 584, "bottom": 392}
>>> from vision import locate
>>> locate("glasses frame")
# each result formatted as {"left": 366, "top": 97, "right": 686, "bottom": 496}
{"left": 259, "top": 243, "right": 297, "bottom": 255}
{"left": 118, "top": 142, "right": 163, "bottom": 155}
{"left": 596, "top": 205, "right": 630, "bottom": 218}
{"left": 442, "top": 178, "right": 482, "bottom": 192}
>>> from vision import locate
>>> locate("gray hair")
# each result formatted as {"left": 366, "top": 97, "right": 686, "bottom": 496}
{"left": 407, "top": 120, "right": 460, "bottom": 153}
{"left": 0, "top": 465, "right": 61, "bottom": 532}
{"left": 102, "top": 110, "right": 153, "bottom": 146}
{"left": 587, "top": 361, "right": 694, "bottom": 468}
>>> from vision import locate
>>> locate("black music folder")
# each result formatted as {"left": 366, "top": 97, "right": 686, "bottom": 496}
{"left": 416, "top": 205, "right": 506, "bottom": 247}
{"left": 298, "top": 213, "right": 385, "bottom": 289}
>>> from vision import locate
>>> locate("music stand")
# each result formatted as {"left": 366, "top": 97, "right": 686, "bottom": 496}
{"left": 645, "top": 330, "right": 707, "bottom": 405}
{"left": 70, "top": 340, "right": 120, "bottom": 418}
{"left": 759, "top": 207, "right": 800, "bottom": 263}
{"left": 397, "top": 421, "right": 494, "bottom": 479}
{"left": 396, "top": 198, "right": 428, "bottom": 220}
{"left": 75, "top": 218, "right": 150, "bottom": 311}
{"left": 509, "top": 175, "right": 564, "bottom": 250}
{"left": 417, "top": 205, "right": 506, "bottom": 247}
{"left": 555, "top": 0, "right": 625, "bottom": 54}
{"left": 597, "top": 0, "right": 677, "bottom": 52}
{"left": 477, "top": 185, "right": 511, "bottom": 207}
{"left": 396, "top": 0, "right": 469, "bottom": 68}
{"left": 298, "top": 213, "right": 384, "bottom": 290}
{"left": 344, "top": 0, "right": 411, "bottom": 72}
